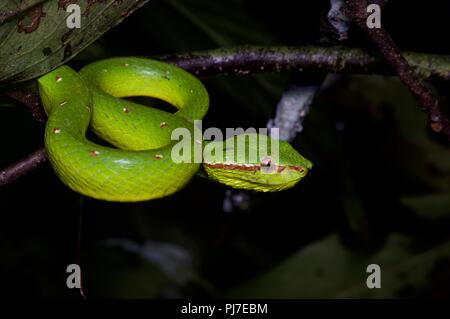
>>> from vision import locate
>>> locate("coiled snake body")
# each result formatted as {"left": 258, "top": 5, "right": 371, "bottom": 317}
{"left": 38, "top": 58, "right": 312, "bottom": 202}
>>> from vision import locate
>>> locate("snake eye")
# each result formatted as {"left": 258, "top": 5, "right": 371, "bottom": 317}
{"left": 260, "top": 156, "right": 272, "bottom": 167}
{"left": 260, "top": 156, "right": 276, "bottom": 174}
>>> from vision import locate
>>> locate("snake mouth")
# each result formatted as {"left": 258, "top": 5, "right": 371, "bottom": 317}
{"left": 204, "top": 162, "right": 307, "bottom": 173}
{"left": 204, "top": 163, "right": 260, "bottom": 171}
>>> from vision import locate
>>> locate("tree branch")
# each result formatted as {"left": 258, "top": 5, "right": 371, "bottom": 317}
{"left": 3, "top": 45, "right": 450, "bottom": 187}
{"left": 344, "top": 0, "right": 450, "bottom": 140}
{"left": 0, "top": 147, "right": 47, "bottom": 186}
{"left": 159, "top": 45, "right": 450, "bottom": 82}
{"left": 6, "top": 89, "right": 46, "bottom": 124}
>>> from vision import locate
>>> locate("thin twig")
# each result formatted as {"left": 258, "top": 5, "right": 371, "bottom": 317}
{"left": 344, "top": 0, "right": 450, "bottom": 140}
{"left": 6, "top": 89, "right": 46, "bottom": 124}
{"left": 77, "top": 195, "right": 87, "bottom": 299}
{"left": 0, "top": 147, "right": 47, "bottom": 186}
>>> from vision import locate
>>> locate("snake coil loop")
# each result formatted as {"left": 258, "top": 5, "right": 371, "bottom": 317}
{"left": 39, "top": 58, "right": 311, "bottom": 202}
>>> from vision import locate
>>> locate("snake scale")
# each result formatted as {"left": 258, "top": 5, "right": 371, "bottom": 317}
{"left": 38, "top": 58, "right": 312, "bottom": 202}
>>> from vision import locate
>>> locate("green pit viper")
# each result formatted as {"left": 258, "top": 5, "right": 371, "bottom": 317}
{"left": 38, "top": 58, "right": 312, "bottom": 202}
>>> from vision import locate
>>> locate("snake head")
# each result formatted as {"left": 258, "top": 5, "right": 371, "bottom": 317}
{"left": 203, "top": 133, "right": 312, "bottom": 192}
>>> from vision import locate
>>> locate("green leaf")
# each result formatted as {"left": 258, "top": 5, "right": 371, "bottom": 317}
{"left": 84, "top": 244, "right": 170, "bottom": 298}
{"left": 226, "top": 233, "right": 450, "bottom": 298}
{"left": 0, "top": 0, "right": 149, "bottom": 83}
{"left": 401, "top": 193, "right": 450, "bottom": 221}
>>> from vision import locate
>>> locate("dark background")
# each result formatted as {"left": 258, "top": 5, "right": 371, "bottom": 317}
{"left": 1, "top": 0, "right": 450, "bottom": 298}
